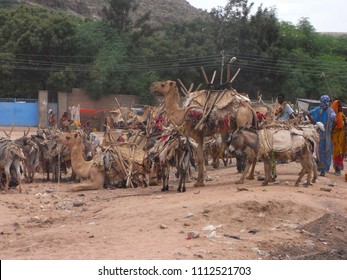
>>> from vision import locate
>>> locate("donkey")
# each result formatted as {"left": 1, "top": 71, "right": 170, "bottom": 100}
{"left": 0, "top": 139, "right": 25, "bottom": 193}
{"left": 231, "top": 126, "right": 316, "bottom": 186}
{"left": 148, "top": 131, "right": 197, "bottom": 192}
{"left": 14, "top": 133, "right": 40, "bottom": 183}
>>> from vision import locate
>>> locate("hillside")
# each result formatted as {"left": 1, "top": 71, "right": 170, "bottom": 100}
{"left": 14, "top": 0, "right": 205, "bottom": 26}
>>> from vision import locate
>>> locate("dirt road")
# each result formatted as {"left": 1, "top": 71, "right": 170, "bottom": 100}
{"left": 1, "top": 127, "right": 347, "bottom": 260}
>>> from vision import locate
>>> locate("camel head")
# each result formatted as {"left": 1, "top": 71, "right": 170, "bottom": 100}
{"left": 150, "top": 80, "right": 177, "bottom": 98}
{"left": 58, "top": 132, "right": 82, "bottom": 147}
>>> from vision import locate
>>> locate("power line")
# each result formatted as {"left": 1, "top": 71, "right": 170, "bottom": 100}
{"left": 0, "top": 52, "right": 346, "bottom": 78}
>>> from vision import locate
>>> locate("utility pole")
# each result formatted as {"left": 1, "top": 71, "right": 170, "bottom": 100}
{"left": 220, "top": 50, "right": 225, "bottom": 85}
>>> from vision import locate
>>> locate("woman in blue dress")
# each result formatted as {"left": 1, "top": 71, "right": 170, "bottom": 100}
{"left": 307, "top": 95, "right": 336, "bottom": 176}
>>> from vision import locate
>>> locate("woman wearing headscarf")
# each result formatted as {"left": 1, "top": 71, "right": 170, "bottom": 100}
{"left": 331, "top": 99, "right": 346, "bottom": 175}
{"left": 307, "top": 95, "right": 336, "bottom": 176}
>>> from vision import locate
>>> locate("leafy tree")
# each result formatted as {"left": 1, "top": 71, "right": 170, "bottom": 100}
{"left": 0, "top": 5, "right": 79, "bottom": 97}
{"left": 210, "top": 0, "right": 254, "bottom": 52}
{"left": 137, "top": 17, "right": 221, "bottom": 88}
{"left": 0, "top": 0, "right": 15, "bottom": 9}
{"left": 75, "top": 21, "right": 128, "bottom": 98}
{"left": 209, "top": 0, "right": 281, "bottom": 98}
{"left": 103, "top": 0, "right": 137, "bottom": 31}
{"left": 276, "top": 20, "right": 347, "bottom": 102}
{"left": 1, "top": 1, "right": 346, "bottom": 106}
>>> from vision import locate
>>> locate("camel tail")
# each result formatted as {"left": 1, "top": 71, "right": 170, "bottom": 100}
{"left": 248, "top": 103, "right": 258, "bottom": 129}
{"left": 252, "top": 109, "right": 258, "bottom": 129}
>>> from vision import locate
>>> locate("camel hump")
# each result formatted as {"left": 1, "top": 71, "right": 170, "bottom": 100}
{"left": 188, "top": 89, "right": 250, "bottom": 110}
{"left": 215, "top": 89, "right": 250, "bottom": 109}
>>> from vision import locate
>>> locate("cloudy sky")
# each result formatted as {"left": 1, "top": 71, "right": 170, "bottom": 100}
{"left": 188, "top": 0, "right": 346, "bottom": 32}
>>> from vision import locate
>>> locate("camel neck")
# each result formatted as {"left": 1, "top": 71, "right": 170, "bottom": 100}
{"left": 70, "top": 141, "right": 87, "bottom": 166}
{"left": 163, "top": 92, "right": 186, "bottom": 126}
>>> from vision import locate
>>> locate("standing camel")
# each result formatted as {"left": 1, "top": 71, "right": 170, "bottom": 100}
{"left": 150, "top": 80, "right": 256, "bottom": 186}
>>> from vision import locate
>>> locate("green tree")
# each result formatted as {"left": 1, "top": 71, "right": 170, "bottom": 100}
{"left": 136, "top": 17, "right": 219, "bottom": 86}
{"left": 209, "top": 0, "right": 281, "bottom": 98}
{"left": 276, "top": 20, "right": 347, "bottom": 102}
{"left": 75, "top": 21, "right": 128, "bottom": 98}
{"left": 0, "top": 5, "right": 79, "bottom": 97}
{"left": 210, "top": 0, "right": 254, "bottom": 52}
{"left": 103, "top": 0, "right": 136, "bottom": 31}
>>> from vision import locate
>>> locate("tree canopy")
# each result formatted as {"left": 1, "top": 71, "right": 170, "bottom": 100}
{"left": 0, "top": 0, "right": 346, "bottom": 103}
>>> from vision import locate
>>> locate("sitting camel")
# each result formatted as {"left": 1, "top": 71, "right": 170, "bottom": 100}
{"left": 58, "top": 132, "right": 105, "bottom": 191}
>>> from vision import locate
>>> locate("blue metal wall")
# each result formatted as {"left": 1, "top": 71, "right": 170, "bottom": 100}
{"left": 0, "top": 101, "right": 38, "bottom": 126}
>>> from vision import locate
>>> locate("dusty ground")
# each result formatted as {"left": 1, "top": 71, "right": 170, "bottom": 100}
{"left": 1, "top": 127, "right": 347, "bottom": 260}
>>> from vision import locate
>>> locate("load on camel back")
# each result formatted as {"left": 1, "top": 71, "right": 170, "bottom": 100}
{"left": 58, "top": 130, "right": 148, "bottom": 192}
{"left": 150, "top": 80, "right": 257, "bottom": 187}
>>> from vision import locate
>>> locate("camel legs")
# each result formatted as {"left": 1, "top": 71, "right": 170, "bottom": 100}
{"left": 89, "top": 169, "right": 105, "bottom": 189}
{"left": 194, "top": 139, "right": 205, "bottom": 187}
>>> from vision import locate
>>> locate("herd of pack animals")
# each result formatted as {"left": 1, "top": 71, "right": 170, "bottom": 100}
{"left": 0, "top": 68, "right": 321, "bottom": 194}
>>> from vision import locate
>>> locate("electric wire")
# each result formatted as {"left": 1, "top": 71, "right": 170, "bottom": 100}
{"left": 0, "top": 51, "right": 346, "bottom": 78}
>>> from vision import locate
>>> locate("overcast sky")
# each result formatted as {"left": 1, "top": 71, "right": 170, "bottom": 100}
{"left": 187, "top": 0, "right": 346, "bottom": 33}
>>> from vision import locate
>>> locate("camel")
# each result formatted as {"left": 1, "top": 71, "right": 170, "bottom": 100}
{"left": 58, "top": 132, "right": 105, "bottom": 191}
{"left": 150, "top": 80, "right": 257, "bottom": 186}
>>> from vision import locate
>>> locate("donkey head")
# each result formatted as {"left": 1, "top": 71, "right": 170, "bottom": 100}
{"left": 230, "top": 125, "right": 256, "bottom": 152}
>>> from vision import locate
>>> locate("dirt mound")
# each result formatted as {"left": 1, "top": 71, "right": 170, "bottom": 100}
{"left": 204, "top": 199, "right": 319, "bottom": 231}
{"left": 267, "top": 213, "right": 347, "bottom": 259}
{"left": 302, "top": 213, "right": 347, "bottom": 237}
